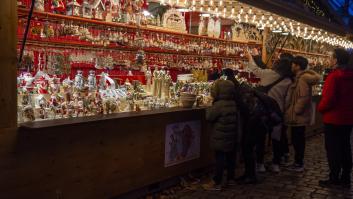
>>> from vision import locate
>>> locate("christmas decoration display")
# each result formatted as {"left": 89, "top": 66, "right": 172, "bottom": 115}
{"left": 16, "top": 0, "right": 340, "bottom": 124}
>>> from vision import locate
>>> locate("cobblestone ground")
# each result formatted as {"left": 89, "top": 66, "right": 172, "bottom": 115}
{"left": 172, "top": 134, "right": 353, "bottom": 199}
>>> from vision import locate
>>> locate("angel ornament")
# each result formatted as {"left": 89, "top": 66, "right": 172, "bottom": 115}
{"left": 157, "top": 68, "right": 166, "bottom": 99}
{"left": 145, "top": 67, "right": 152, "bottom": 93}
{"left": 163, "top": 70, "right": 172, "bottom": 99}
{"left": 152, "top": 67, "right": 159, "bottom": 97}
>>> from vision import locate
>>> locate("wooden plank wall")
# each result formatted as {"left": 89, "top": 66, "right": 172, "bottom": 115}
{"left": 0, "top": 0, "right": 17, "bottom": 128}
{"left": 0, "top": 109, "right": 213, "bottom": 199}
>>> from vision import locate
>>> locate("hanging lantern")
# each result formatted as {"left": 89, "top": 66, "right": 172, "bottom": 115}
{"left": 82, "top": 0, "right": 92, "bottom": 18}
{"left": 66, "top": 0, "right": 82, "bottom": 16}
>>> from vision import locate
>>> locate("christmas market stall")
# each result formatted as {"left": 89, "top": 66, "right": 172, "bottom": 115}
{"left": 0, "top": 0, "right": 351, "bottom": 198}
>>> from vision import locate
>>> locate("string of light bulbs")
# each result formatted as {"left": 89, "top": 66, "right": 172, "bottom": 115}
{"left": 157, "top": 0, "right": 353, "bottom": 49}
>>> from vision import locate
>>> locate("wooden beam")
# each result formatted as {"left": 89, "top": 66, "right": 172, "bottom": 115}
{"left": 262, "top": 27, "right": 269, "bottom": 68}
{"left": 0, "top": 0, "right": 17, "bottom": 129}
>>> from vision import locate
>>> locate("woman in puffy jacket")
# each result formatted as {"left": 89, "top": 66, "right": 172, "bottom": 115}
{"left": 202, "top": 79, "right": 238, "bottom": 191}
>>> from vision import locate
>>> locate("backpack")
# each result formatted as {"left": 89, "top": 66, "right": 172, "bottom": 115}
{"left": 238, "top": 78, "right": 284, "bottom": 133}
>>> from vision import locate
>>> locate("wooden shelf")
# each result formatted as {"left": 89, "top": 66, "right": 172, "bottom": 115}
{"left": 20, "top": 39, "right": 247, "bottom": 60}
{"left": 18, "top": 7, "right": 262, "bottom": 46}
{"left": 277, "top": 47, "right": 329, "bottom": 57}
{"left": 19, "top": 107, "right": 206, "bottom": 129}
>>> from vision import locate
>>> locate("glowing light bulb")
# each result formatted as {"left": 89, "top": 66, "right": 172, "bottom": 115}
{"left": 219, "top": 0, "right": 223, "bottom": 6}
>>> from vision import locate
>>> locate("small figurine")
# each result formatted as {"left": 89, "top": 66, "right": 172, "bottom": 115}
{"left": 49, "top": 76, "right": 61, "bottom": 94}
{"left": 145, "top": 67, "right": 152, "bottom": 93}
{"left": 23, "top": 73, "right": 35, "bottom": 91}
{"left": 49, "top": 94, "right": 61, "bottom": 119}
{"left": 135, "top": 104, "right": 141, "bottom": 112}
{"left": 74, "top": 70, "right": 85, "bottom": 91}
{"left": 36, "top": 76, "right": 49, "bottom": 94}
{"left": 92, "top": 0, "right": 106, "bottom": 20}
{"left": 87, "top": 70, "right": 97, "bottom": 91}
{"left": 37, "top": 96, "right": 47, "bottom": 119}
{"left": 103, "top": 98, "right": 117, "bottom": 114}
{"left": 34, "top": 0, "right": 45, "bottom": 11}
{"left": 152, "top": 67, "right": 159, "bottom": 96}
{"left": 66, "top": 0, "right": 82, "bottom": 16}
{"left": 95, "top": 93, "right": 104, "bottom": 115}
{"left": 51, "top": 0, "right": 66, "bottom": 14}
{"left": 163, "top": 70, "right": 172, "bottom": 99}
{"left": 23, "top": 105, "right": 35, "bottom": 122}
{"left": 82, "top": 0, "right": 92, "bottom": 18}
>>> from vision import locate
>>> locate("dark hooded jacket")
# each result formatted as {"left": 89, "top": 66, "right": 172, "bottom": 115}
{"left": 206, "top": 80, "right": 238, "bottom": 152}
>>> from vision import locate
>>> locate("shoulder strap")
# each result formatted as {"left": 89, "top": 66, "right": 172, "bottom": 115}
{"left": 265, "top": 76, "right": 285, "bottom": 92}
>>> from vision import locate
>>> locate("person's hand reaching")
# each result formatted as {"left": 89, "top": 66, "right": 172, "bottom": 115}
{"left": 245, "top": 49, "right": 253, "bottom": 61}
{"left": 251, "top": 48, "right": 259, "bottom": 56}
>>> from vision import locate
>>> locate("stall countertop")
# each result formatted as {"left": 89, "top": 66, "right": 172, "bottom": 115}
{"left": 19, "top": 107, "right": 207, "bottom": 130}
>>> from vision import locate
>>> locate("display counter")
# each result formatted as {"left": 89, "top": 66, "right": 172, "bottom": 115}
{"left": 16, "top": 107, "right": 213, "bottom": 199}
{"left": 15, "top": 95, "right": 324, "bottom": 198}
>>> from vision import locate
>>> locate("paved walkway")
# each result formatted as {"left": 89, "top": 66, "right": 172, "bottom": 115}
{"left": 149, "top": 134, "right": 353, "bottom": 199}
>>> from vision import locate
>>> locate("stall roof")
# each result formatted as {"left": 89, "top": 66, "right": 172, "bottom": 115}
{"left": 237, "top": 0, "right": 349, "bottom": 36}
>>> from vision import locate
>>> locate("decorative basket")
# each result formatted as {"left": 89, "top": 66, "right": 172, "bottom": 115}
{"left": 180, "top": 93, "right": 196, "bottom": 108}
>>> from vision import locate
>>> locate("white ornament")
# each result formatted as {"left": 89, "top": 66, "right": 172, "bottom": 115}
{"left": 162, "top": 8, "right": 187, "bottom": 33}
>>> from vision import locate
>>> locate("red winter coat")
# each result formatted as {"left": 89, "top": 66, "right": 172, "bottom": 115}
{"left": 318, "top": 68, "right": 353, "bottom": 125}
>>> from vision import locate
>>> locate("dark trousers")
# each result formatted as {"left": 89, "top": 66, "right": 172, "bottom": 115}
{"left": 291, "top": 126, "right": 306, "bottom": 166}
{"left": 256, "top": 132, "right": 266, "bottom": 164}
{"left": 324, "top": 124, "right": 353, "bottom": 182}
{"left": 272, "top": 139, "right": 281, "bottom": 164}
{"left": 213, "top": 150, "right": 236, "bottom": 185}
{"left": 242, "top": 123, "right": 267, "bottom": 178}
{"left": 281, "top": 125, "right": 289, "bottom": 155}
{"left": 272, "top": 125, "right": 289, "bottom": 164}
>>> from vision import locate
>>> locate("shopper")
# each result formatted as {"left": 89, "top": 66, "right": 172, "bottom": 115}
{"left": 203, "top": 79, "right": 238, "bottom": 191}
{"left": 267, "top": 59, "right": 294, "bottom": 172}
{"left": 245, "top": 50, "right": 294, "bottom": 173}
{"left": 318, "top": 48, "right": 353, "bottom": 188}
{"left": 285, "top": 56, "right": 321, "bottom": 172}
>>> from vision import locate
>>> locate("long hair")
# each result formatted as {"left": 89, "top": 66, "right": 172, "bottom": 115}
{"left": 273, "top": 59, "right": 294, "bottom": 79}
{"left": 222, "top": 68, "right": 240, "bottom": 87}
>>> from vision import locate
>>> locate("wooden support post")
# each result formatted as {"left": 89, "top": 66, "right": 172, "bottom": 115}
{"left": 0, "top": 0, "right": 17, "bottom": 129}
{"left": 262, "top": 27, "right": 269, "bottom": 68}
